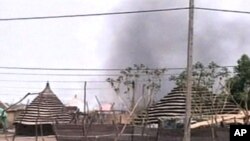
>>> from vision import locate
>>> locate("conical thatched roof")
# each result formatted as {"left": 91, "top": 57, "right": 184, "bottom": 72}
{"left": 14, "top": 83, "right": 71, "bottom": 125}
{"left": 134, "top": 87, "right": 239, "bottom": 125}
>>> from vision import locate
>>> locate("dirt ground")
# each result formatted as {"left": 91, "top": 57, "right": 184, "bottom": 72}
{"left": 0, "top": 127, "right": 230, "bottom": 141}
{"left": 0, "top": 135, "right": 230, "bottom": 141}
{"left": 0, "top": 134, "right": 56, "bottom": 141}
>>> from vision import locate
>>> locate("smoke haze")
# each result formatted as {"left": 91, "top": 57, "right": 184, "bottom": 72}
{"left": 1, "top": 0, "right": 250, "bottom": 107}
{"left": 106, "top": 0, "right": 250, "bottom": 69}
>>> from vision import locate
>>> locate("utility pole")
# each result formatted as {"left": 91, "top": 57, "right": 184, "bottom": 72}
{"left": 183, "top": 0, "right": 194, "bottom": 141}
{"left": 84, "top": 81, "right": 87, "bottom": 114}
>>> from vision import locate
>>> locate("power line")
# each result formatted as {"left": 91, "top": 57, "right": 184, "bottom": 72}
{"left": 0, "top": 72, "right": 180, "bottom": 77}
{"left": 0, "top": 72, "right": 120, "bottom": 77}
{"left": 0, "top": 67, "right": 236, "bottom": 78}
{"left": 0, "top": 88, "right": 112, "bottom": 95}
{"left": 0, "top": 78, "right": 173, "bottom": 83}
{"left": 0, "top": 6, "right": 250, "bottom": 22}
{"left": 0, "top": 65, "right": 236, "bottom": 71}
{"left": 195, "top": 7, "right": 250, "bottom": 15}
{"left": 0, "top": 78, "right": 179, "bottom": 86}
{"left": 0, "top": 7, "right": 189, "bottom": 21}
{"left": 0, "top": 66, "right": 122, "bottom": 71}
{"left": 0, "top": 66, "right": 237, "bottom": 79}
{"left": 0, "top": 66, "right": 170, "bottom": 71}
{"left": 0, "top": 70, "right": 235, "bottom": 84}
{"left": 0, "top": 86, "right": 110, "bottom": 90}
{"left": 0, "top": 80, "right": 107, "bottom": 83}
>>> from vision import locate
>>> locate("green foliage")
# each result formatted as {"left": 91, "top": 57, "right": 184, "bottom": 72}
{"left": 0, "top": 108, "right": 7, "bottom": 130}
{"left": 106, "top": 64, "right": 166, "bottom": 111}
{"left": 170, "top": 62, "right": 231, "bottom": 119}
{"left": 107, "top": 64, "right": 166, "bottom": 95}
{"left": 235, "top": 54, "right": 250, "bottom": 79}
{"left": 169, "top": 61, "right": 229, "bottom": 89}
{"left": 229, "top": 54, "right": 250, "bottom": 109}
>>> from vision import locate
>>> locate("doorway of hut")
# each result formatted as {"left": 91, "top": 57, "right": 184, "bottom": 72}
{"left": 15, "top": 123, "right": 54, "bottom": 136}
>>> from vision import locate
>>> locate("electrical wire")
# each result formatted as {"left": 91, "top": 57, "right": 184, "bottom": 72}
{"left": 0, "top": 86, "right": 110, "bottom": 90}
{"left": 0, "top": 7, "right": 189, "bottom": 21}
{"left": 0, "top": 72, "right": 120, "bottom": 77}
{"left": 0, "top": 66, "right": 122, "bottom": 71}
{"left": 0, "top": 72, "right": 179, "bottom": 77}
{"left": 0, "top": 66, "right": 171, "bottom": 71}
{"left": 0, "top": 78, "right": 172, "bottom": 84}
{"left": 1, "top": 6, "right": 250, "bottom": 22}
{"left": 0, "top": 80, "right": 107, "bottom": 83}
{"left": 0, "top": 65, "right": 235, "bottom": 72}
{"left": 195, "top": 7, "right": 250, "bottom": 15}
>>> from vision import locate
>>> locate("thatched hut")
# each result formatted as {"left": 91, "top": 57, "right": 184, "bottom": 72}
{"left": 6, "top": 104, "right": 26, "bottom": 129}
{"left": 134, "top": 87, "right": 239, "bottom": 127}
{"left": 14, "top": 83, "right": 72, "bottom": 135}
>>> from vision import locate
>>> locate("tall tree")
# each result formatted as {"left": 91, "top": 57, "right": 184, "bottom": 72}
{"left": 229, "top": 54, "right": 250, "bottom": 110}
{"left": 170, "top": 61, "right": 229, "bottom": 90}
{"left": 170, "top": 61, "right": 230, "bottom": 141}
{"left": 106, "top": 64, "right": 166, "bottom": 112}
{"left": 169, "top": 61, "right": 229, "bottom": 119}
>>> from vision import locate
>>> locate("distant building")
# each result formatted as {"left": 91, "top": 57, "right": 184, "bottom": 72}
{"left": 0, "top": 101, "right": 8, "bottom": 109}
{"left": 66, "top": 94, "right": 84, "bottom": 112}
{"left": 6, "top": 104, "right": 26, "bottom": 129}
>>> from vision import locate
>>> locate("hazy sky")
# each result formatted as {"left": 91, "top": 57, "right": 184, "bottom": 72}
{"left": 1, "top": 0, "right": 250, "bottom": 109}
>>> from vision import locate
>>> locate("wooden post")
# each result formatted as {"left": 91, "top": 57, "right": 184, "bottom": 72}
{"left": 131, "top": 81, "right": 135, "bottom": 141}
{"left": 142, "top": 84, "right": 146, "bottom": 109}
{"left": 84, "top": 81, "right": 87, "bottom": 114}
{"left": 131, "top": 81, "right": 135, "bottom": 112}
